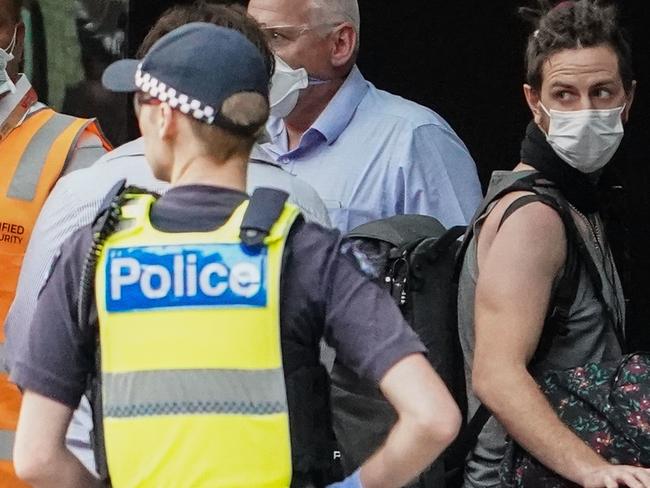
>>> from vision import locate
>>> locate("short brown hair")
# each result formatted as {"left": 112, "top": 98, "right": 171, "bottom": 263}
{"left": 137, "top": 2, "right": 275, "bottom": 78}
{"left": 186, "top": 91, "right": 269, "bottom": 157}
{"left": 521, "top": 0, "right": 634, "bottom": 93}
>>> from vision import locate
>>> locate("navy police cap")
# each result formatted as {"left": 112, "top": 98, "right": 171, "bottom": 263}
{"left": 102, "top": 22, "right": 269, "bottom": 132}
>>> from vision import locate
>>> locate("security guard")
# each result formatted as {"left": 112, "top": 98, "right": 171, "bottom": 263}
{"left": 0, "top": 0, "right": 111, "bottom": 483}
{"left": 11, "top": 23, "right": 460, "bottom": 488}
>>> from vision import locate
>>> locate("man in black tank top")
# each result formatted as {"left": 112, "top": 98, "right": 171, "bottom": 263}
{"left": 458, "top": 1, "right": 649, "bottom": 487}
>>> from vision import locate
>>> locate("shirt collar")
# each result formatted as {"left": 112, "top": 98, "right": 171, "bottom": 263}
{"left": 312, "top": 65, "right": 368, "bottom": 145}
{"left": 0, "top": 75, "right": 34, "bottom": 127}
{"left": 267, "top": 65, "right": 369, "bottom": 147}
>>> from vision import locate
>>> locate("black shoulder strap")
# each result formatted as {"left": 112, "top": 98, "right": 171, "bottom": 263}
{"left": 497, "top": 193, "right": 581, "bottom": 361}
{"left": 240, "top": 187, "right": 289, "bottom": 246}
{"left": 456, "top": 172, "right": 544, "bottom": 278}
{"left": 549, "top": 199, "right": 626, "bottom": 350}
{"left": 447, "top": 404, "right": 492, "bottom": 469}
{"left": 498, "top": 194, "right": 551, "bottom": 231}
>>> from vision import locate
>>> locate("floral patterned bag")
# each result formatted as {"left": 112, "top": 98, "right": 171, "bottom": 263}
{"left": 500, "top": 353, "right": 650, "bottom": 487}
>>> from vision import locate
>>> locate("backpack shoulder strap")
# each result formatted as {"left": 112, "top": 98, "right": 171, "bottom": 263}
{"left": 240, "top": 187, "right": 290, "bottom": 246}
{"left": 497, "top": 194, "right": 555, "bottom": 231}
{"left": 496, "top": 192, "right": 580, "bottom": 361}
{"left": 456, "top": 171, "right": 544, "bottom": 278}
{"left": 447, "top": 404, "right": 492, "bottom": 469}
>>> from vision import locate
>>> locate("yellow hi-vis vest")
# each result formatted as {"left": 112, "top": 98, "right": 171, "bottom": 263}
{"left": 95, "top": 192, "right": 299, "bottom": 488}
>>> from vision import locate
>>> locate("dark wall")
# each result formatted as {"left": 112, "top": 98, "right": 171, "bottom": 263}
{"left": 355, "top": 1, "right": 650, "bottom": 349}
{"left": 357, "top": 1, "right": 530, "bottom": 185}
{"left": 128, "top": 0, "right": 650, "bottom": 348}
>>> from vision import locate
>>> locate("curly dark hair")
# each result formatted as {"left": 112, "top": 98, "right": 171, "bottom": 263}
{"left": 520, "top": 0, "right": 634, "bottom": 93}
{"left": 137, "top": 1, "right": 275, "bottom": 78}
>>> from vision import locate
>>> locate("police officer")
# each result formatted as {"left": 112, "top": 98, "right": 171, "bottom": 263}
{"left": 0, "top": 0, "right": 111, "bottom": 483}
{"left": 5, "top": 3, "right": 331, "bottom": 476}
{"left": 11, "top": 23, "right": 460, "bottom": 488}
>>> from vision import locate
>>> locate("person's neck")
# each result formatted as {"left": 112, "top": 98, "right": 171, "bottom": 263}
{"left": 284, "top": 77, "right": 345, "bottom": 150}
{"left": 170, "top": 153, "right": 248, "bottom": 193}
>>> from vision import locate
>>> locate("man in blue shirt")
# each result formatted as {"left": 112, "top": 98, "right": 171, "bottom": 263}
{"left": 248, "top": 0, "right": 483, "bottom": 231}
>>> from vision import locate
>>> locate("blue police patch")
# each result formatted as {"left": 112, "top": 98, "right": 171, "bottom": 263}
{"left": 105, "top": 244, "right": 267, "bottom": 312}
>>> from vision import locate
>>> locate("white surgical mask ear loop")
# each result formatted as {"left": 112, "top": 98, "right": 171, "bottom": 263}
{"left": 538, "top": 101, "right": 552, "bottom": 136}
{"left": 539, "top": 101, "right": 552, "bottom": 117}
{"left": 5, "top": 25, "right": 17, "bottom": 55}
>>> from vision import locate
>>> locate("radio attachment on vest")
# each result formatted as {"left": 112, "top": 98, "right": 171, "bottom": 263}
{"left": 240, "top": 187, "right": 290, "bottom": 246}
{"left": 77, "top": 179, "right": 148, "bottom": 483}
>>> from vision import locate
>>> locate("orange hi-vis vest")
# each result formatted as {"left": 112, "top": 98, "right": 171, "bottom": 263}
{"left": 0, "top": 107, "right": 111, "bottom": 485}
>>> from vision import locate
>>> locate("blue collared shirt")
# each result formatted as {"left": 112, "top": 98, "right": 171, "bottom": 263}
{"left": 252, "top": 66, "right": 483, "bottom": 232}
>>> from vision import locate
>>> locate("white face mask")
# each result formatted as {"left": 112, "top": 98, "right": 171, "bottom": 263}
{"left": 268, "top": 56, "right": 327, "bottom": 118}
{"left": 540, "top": 102, "right": 626, "bottom": 174}
{"left": 0, "top": 26, "right": 18, "bottom": 97}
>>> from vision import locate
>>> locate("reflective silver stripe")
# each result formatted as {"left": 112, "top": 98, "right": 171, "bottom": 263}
{"left": 7, "top": 113, "right": 78, "bottom": 201}
{"left": 0, "top": 429, "right": 14, "bottom": 461}
{"left": 63, "top": 145, "right": 106, "bottom": 173}
{"left": 104, "top": 369, "right": 287, "bottom": 418}
{"left": 0, "top": 343, "right": 6, "bottom": 374}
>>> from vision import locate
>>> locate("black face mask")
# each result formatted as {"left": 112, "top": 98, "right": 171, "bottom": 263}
{"left": 520, "top": 121, "right": 600, "bottom": 214}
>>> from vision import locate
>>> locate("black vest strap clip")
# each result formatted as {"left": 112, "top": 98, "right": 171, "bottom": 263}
{"left": 239, "top": 188, "right": 289, "bottom": 246}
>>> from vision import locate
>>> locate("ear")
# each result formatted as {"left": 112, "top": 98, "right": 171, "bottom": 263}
{"left": 523, "top": 83, "right": 544, "bottom": 125}
{"left": 13, "top": 22, "right": 25, "bottom": 65}
{"left": 330, "top": 23, "right": 356, "bottom": 68}
{"left": 622, "top": 80, "right": 637, "bottom": 124}
{"left": 159, "top": 103, "right": 178, "bottom": 140}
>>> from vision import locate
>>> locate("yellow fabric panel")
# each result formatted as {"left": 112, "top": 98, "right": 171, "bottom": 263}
{"left": 105, "top": 414, "right": 292, "bottom": 488}
{"left": 99, "top": 308, "right": 283, "bottom": 372}
{"left": 116, "top": 196, "right": 248, "bottom": 245}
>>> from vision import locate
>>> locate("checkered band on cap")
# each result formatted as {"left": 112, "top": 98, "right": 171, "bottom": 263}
{"left": 135, "top": 64, "right": 217, "bottom": 124}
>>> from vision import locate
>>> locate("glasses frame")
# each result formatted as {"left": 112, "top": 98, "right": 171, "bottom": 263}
{"left": 261, "top": 22, "right": 343, "bottom": 47}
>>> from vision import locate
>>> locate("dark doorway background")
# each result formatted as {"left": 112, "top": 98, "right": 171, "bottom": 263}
{"left": 128, "top": 0, "right": 649, "bottom": 349}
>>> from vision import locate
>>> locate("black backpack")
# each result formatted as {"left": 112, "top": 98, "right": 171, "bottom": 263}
{"left": 329, "top": 172, "right": 610, "bottom": 488}
{"left": 330, "top": 214, "right": 468, "bottom": 487}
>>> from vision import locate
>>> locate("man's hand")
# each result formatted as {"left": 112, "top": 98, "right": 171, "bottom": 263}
{"left": 581, "top": 465, "right": 650, "bottom": 488}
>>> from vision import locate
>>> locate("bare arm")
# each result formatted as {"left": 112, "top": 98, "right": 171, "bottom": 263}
{"left": 358, "top": 354, "right": 462, "bottom": 488}
{"left": 473, "top": 199, "right": 650, "bottom": 488}
{"left": 14, "top": 391, "right": 101, "bottom": 488}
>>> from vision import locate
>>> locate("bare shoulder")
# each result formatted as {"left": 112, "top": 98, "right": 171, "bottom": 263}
{"left": 477, "top": 190, "right": 567, "bottom": 273}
